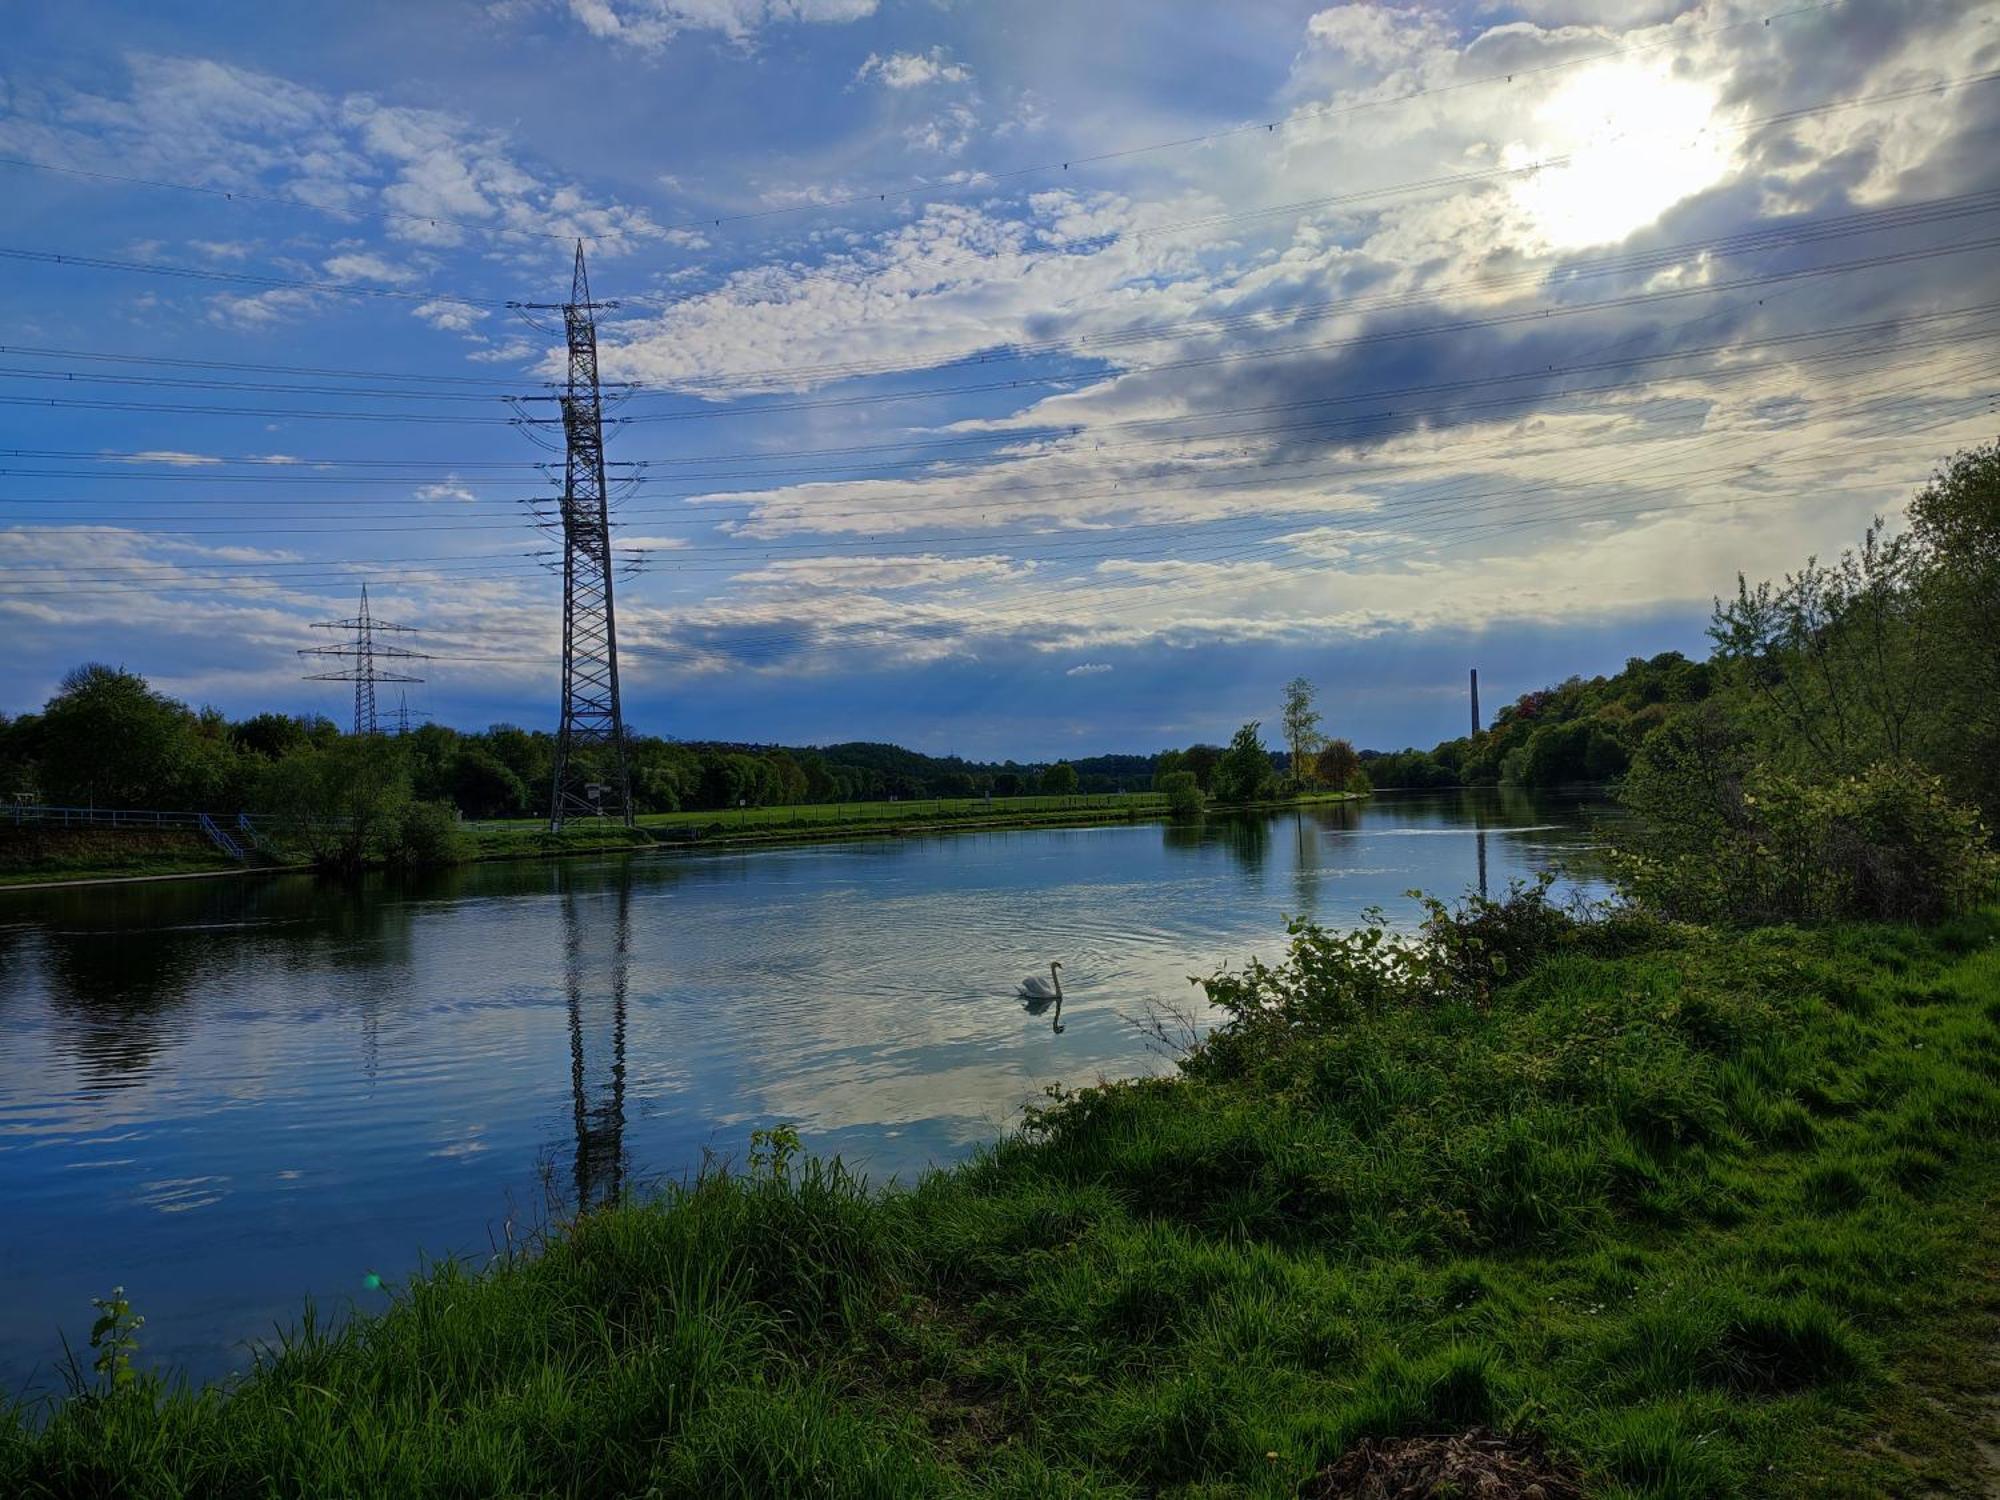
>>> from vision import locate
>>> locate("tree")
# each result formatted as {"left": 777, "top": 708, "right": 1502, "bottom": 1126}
{"left": 257, "top": 735, "right": 411, "bottom": 871}
{"left": 992, "top": 772, "right": 1023, "bottom": 797}
{"left": 1214, "top": 722, "right": 1275, "bottom": 804}
{"left": 1182, "top": 744, "right": 1223, "bottom": 792}
{"left": 35, "top": 664, "right": 210, "bottom": 809}
{"left": 231, "top": 712, "right": 310, "bottom": 761}
{"left": 451, "top": 749, "right": 529, "bottom": 819}
{"left": 1280, "top": 677, "right": 1325, "bottom": 785}
{"left": 1040, "top": 762, "right": 1079, "bottom": 796}
{"left": 1906, "top": 439, "right": 2000, "bottom": 819}
{"left": 1314, "top": 739, "right": 1361, "bottom": 789}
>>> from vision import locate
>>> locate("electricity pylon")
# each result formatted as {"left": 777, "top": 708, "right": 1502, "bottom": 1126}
{"left": 519, "top": 242, "right": 633, "bottom": 830}
{"left": 299, "top": 585, "right": 428, "bottom": 735}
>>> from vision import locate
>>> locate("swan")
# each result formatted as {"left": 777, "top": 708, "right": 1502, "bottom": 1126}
{"left": 1019, "top": 961, "right": 1063, "bottom": 1002}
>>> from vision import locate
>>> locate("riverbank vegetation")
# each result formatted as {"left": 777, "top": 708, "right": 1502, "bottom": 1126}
{"left": 4, "top": 885, "right": 1995, "bottom": 1496}
{"left": 0, "top": 664, "right": 1368, "bottom": 875}
{"left": 1368, "top": 442, "right": 2000, "bottom": 812}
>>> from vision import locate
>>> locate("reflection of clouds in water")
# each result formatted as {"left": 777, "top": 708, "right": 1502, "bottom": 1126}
{"left": 137, "top": 1175, "right": 228, "bottom": 1214}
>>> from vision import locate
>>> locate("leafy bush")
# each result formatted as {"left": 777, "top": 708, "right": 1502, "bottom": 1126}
{"left": 1193, "top": 879, "right": 1586, "bottom": 1059}
{"left": 256, "top": 736, "right": 412, "bottom": 871}
{"left": 1158, "top": 770, "right": 1202, "bottom": 818}
{"left": 389, "top": 799, "right": 467, "bottom": 867}
{"left": 1619, "top": 734, "right": 1997, "bottom": 924}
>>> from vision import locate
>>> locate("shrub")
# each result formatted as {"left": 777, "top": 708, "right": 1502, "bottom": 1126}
{"left": 1618, "top": 751, "right": 1997, "bottom": 924}
{"left": 1158, "top": 770, "right": 1202, "bottom": 819}
{"left": 389, "top": 799, "right": 467, "bottom": 867}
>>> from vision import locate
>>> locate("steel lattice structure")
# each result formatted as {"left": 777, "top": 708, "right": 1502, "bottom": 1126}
{"left": 299, "top": 585, "right": 428, "bottom": 736}
{"left": 521, "top": 243, "right": 634, "bottom": 830}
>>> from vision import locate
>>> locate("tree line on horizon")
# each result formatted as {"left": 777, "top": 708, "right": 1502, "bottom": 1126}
{"left": 0, "top": 677, "right": 1338, "bottom": 825}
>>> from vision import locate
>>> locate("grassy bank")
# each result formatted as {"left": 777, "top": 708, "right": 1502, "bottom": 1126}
{"left": 0, "top": 828, "right": 244, "bottom": 886}
{"left": 3, "top": 792, "right": 1365, "bottom": 887}
{"left": 462, "top": 789, "right": 1365, "bottom": 858}
{"left": 5, "top": 901, "right": 1996, "bottom": 1497}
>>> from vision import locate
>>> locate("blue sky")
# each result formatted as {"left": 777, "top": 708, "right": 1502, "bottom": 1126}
{"left": 1, "top": 0, "right": 1994, "bottom": 758}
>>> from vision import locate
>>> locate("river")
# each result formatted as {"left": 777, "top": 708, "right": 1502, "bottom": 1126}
{"left": 0, "top": 788, "right": 1614, "bottom": 1394}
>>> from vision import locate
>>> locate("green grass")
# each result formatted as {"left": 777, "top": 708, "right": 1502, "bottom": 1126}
{"left": 0, "top": 828, "right": 246, "bottom": 886}
{"left": 5, "top": 909, "right": 1996, "bottom": 1497}
{"left": 4, "top": 793, "right": 1365, "bottom": 883}
{"left": 460, "top": 791, "right": 1360, "bottom": 860}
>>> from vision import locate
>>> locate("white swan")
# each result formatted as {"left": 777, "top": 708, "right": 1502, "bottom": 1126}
{"left": 1019, "top": 961, "right": 1063, "bottom": 1001}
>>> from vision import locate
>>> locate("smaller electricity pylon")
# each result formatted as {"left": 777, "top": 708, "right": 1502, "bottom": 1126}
{"left": 300, "top": 585, "right": 430, "bottom": 736}
{"left": 392, "top": 691, "right": 432, "bottom": 737}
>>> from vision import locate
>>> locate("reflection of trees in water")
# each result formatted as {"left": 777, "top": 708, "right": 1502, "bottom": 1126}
{"left": 559, "top": 871, "right": 630, "bottom": 1213}
{"left": 1220, "top": 815, "right": 1269, "bottom": 873}
{"left": 1309, "top": 799, "right": 1364, "bottom": 834}
{"left": 38, "top": 924, "right": 205, "bottom": 1087}
{"left": 1159, "top": 812, "right": 1270, "bottom": 875}
{"left": 23, "top": 871, "right": 423, "bottom": 1090}
{"left": 1290, "top": 811, "right": 1318, "bottom": 920}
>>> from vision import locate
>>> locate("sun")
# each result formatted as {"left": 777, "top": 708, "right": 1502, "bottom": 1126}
{"left": 1506, "top": 61, "right": 1732, "bottom": 250}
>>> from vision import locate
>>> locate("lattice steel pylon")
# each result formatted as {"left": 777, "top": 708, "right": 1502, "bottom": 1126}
{"left": 299, "top": 585, "right": 428, "bottom": 735}
{"left": 521, "top": 242, "right": 633, "bottom": 830}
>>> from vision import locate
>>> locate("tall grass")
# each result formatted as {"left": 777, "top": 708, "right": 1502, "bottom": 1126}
{"left": 5, "top": 905, "right": 1996, "bottom": 1497}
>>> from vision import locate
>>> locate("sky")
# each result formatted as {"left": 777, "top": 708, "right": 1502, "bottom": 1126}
{"left": 0, "top": 0, "right": 1995, "bottom": 759}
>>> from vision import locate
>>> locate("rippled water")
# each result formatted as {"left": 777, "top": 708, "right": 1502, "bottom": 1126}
{"left": 0, "top": 788, "right": 1613, "bottom": 1393}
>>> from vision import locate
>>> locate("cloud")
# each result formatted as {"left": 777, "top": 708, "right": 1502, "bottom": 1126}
{"left": 412, "top": 298, "right": 490, "bottom": 333}
{"left": 0, "top": 53, "right": 667, "bottom": 261}
{"left": 414, "top": 477, "right": 478, "bottom": 502}
{"left": 564, "top": 0, "right": 876, "bottom": 51}
{"left": 321, "top": 251, "right": 423, "bottom": 283}
{"left": 115, "top": 450, "right": 221, "bottom": 467}
{"left": 906, "top": 101, "right": 978, "bottom": 156}
{"left": 855, "top": 47, "right": 972, "bottom": 90}
{"left": 1065, "top": 662, "right": 1113, "bottom": 676}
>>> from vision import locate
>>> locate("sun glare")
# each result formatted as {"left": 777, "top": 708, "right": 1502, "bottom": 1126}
{"left": 1507, "top": 61, "right": 1732, "bottom": 250}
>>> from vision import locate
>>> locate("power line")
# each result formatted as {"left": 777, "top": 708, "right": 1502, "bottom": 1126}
{"left": 9, "top": 63, "right": 1993, "bottom": 340}
{"left": 7, "top": 234, "right": 1994, "bottom": 435}
{"left": 4, "top": 315, "right": 1988, "bottom": 537}
{"left": 0, "top": 2, "right": 1844, "bottom": 252}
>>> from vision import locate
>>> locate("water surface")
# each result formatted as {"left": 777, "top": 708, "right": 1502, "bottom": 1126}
{"left": 0, "top": 788, "right": 1611, "bottom": 1393}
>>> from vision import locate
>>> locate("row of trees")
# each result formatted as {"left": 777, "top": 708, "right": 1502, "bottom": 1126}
{"left": 1361, "top": 650, "right": 1715, "bottom": 792}
{"left": 0, "top": 688, "right": 1119, "bottom": 824}
{"left": 0, "top": 678, "right": 1343, "bottom": 826}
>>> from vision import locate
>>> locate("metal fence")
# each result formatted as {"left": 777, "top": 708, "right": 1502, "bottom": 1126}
{"left": 5, "top": 804, "right": 261, "bottom": 862}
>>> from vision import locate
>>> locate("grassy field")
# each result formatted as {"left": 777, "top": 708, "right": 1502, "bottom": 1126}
{"left": 5, "top": 900, "right": 1995, "bottom": 1497}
